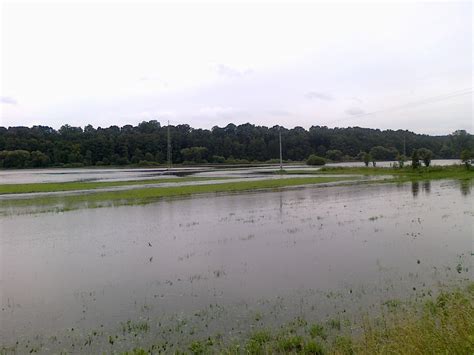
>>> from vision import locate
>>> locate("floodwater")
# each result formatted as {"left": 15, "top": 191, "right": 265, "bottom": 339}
{"left": 0, "top": 179, "right": 472, "bottom": 353}
{"left": 0, "top": 159, "right": 462, "bottom": 184}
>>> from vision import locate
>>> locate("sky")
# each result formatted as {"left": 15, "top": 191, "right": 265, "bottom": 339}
{"left": 0, "top": 1, "right": 472, "bottom": 135}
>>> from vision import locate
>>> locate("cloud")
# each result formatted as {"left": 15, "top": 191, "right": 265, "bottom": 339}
{"left": 345, "top": 107, "right": 365, "bottom": 116}
{"left": 305, "top": 91, "right": 334, "bottom": 101}
{"left": 198, "top": 106, "right": 240, "bottom": 116}
{"left": 267, "top": 109, "right": 292, "bottom": 116}
{"left": 216, "top": 64, "right": 253, "bottom": 78}
{"left": 0, "top": 96, "right": 17, "bottom": 105}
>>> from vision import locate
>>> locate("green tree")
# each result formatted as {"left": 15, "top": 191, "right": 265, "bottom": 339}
{"left": 306, "top": 155, "right": 326, "bottom": 166}
{"left": 396, "top": 154, "right": 406, "bottom": 168}
{"left": 363, "top": 152, "right": 371, "bottom": 167}
{"left": 460, "top": 149, "right": 471, "bottom": 168}
{"left": 326, "top": 149, "right": 343, "bottom": 161}
{"left": 30, "top": 151, "right": 50, "bottom": 167}
{"left": 417, "top": 148, "right": 433, "bottom": 167}
{"left": 180, "top": 147, "right": 208, "bottom": 163}
{"left": 411, "top": 149, "right": 421, "bottom": 169}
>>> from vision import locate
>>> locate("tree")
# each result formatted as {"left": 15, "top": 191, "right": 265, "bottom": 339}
{"left": 306, "top": 155, "right": 326, "bottom": 166}
{"left": 180, "top": 147, "right": 208, "bottom": 163}
{"left": 0, "top": 121, "right": 460, "bottom": 168}
{"left": 461, "top": 149, "right": 471, "bottom": 168}
{"left": 363, "top": 152, "right": 371, "bottom": 167}
{"left": 326, "top": 149, "right": 343, "bottom": 161}
{"left": 370, "top": 146, "right": 398, "bottom": 161}
{"left": 417, "top": 148, "right": 433, "bottom": 167}
{"left": 396, "top": 154, "right": 406, "bottom": 168}
{"left": 30, "top": 151, "right": 50, "bottom": 167}
{"left": 450, "top": 130, "right": 472, "bottom": 155}
{"left": 411, "top": 149, "right": 421, "bottom": 169}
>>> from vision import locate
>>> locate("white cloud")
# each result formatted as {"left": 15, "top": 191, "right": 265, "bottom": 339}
{"left": 0, "top": 1, "right": 471, "bottom": 134}
{"left": 345, "top": 108, "right": 365, "bottom": 116}
{"left": 305, "top": 92, "right": 334, "bottom": 101}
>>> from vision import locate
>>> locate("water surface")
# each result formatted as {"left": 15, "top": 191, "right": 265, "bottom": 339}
{"left": 0, "top": 179, "right": 472, "bottom": 352}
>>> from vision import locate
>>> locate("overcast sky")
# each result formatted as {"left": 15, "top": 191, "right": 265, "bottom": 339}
{"left": 0, "top": 1, "right": 472, "bottom": 134}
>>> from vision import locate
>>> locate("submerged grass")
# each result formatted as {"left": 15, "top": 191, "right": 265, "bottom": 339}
{"left": 0, "top": 176, "right": 230, "bottom": 195}
{"left": 0, "top": 176, "right": 353, "bottom": 212}
{"left": 121, "top": 284, "right": 474, "bottom": 354}
{"left": 322, "top": 165, "right": 474, "bottom": 180}
{"left": 287, "top": 165, "right": 473, "bottom": 182}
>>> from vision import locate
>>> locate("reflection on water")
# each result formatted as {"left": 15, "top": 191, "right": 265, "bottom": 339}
{"left": 422, "top": 180, "right": 431, "bottom": 194}
{"left": 0, "top": 160, "right": 463, "bottom": 184}
{"left": 0, "top": 180, "right": 472, "bottom": 352}
{"left": 411, "top": 181, "right": 420, "bottom": 197}
{"left": 459, "top": 179, "right": 472, "bottom": 196}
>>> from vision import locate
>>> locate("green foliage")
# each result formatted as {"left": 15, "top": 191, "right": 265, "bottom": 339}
{"left": 369, "top": 146, "right": 398, "bottom": 161}
{"left": 309, "top": 324, "right": 327, "bottom": 339}
{"left": 277, "top": 335, "right": 304, "bottom": 352}
{"left": 212, "top": 155, "right": 225, "bottom": 163}
{"left": 180, "top": 146, "right": 208, "bottom": 164}
{"left": 0, "top": 177, "right": 229, "bottom": 195}
{"left": 326, "top": 149, "right": 343, "bottom": 161}
{"left": 411, "top": 149, "right": 421, "bottom": 169}
{"left": 306, "top": 155, "right": 326, "bottom": 166}
{"left": 396, "top": 154, "right": 406, "bottom": 168}
{"left": 0, "top": 124, "right": 470, "bottom": 168}
{"left": 304, "top": 340, "right": 325, "bottom": 354}
{"left": 417, "top": 148, "right": 433, "bottom": 167}
{"left": 327, "top": 318, "right": 341, "bottom": 330}
{"left": 362, "top": 152, "right": 371, "bottom": 167}
{"left": 461, "top": 149, "right": 472, "bottom": 168}
{"left": 1, "top": 176, "right": 353, "bottom": 213}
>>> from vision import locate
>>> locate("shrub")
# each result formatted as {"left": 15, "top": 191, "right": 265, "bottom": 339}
{"left": 307, "top": 155, "right": 326, "bottom": 166}
{"left": 461, "top": 149, "right": 471, "bottom": 168}
{"left": 412, "top": 149, "right": 421, "bottom": 169}
{"left": 417, "top": 148, "right": 433, "bottom": 167}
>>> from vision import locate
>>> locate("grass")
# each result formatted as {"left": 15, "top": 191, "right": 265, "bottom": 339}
{"left": 3, "top": 284, "right": 472, "bottom": 354}
{"left": 286, "top": 165, "right": 474, "bottom": 182}
{"left": 0, "top": 176, "right": 354, "bottom": 212}
{"left": 121, "top": 284, "right": 474, "bottom": 354}
{"left": 0, "top": 176, "right": 230, "bottom": 195}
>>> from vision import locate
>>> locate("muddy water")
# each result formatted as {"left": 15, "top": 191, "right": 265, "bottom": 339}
{"left": 0, "top": 159, "right": 461, "bottom": 184}
{"left": 0, "top": 179, "right": 472, "bottom": 352}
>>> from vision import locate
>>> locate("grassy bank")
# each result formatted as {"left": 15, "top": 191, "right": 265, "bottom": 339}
{"left": 0, "top": 176, "right": 354, "bottom": 211}
{"left": 0, "top": 176, "right": 230, "bottom": 195}
{"left": 124, "top": 284, "right": 474, "bottom": 354}
{"left": 287, "top": 165, "right": 473, "bottom": 182}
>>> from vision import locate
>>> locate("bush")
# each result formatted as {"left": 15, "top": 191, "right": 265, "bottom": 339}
{"left": 306, "top": 155, "right": 326, "bottom": 166}
{"left": 326, "top": 150, "right": 343, "bottom": 161}
{"left": 212, "top": 155, "right": 225, "bottom": 164}
{"left": 461, "top": 149, "right": 471, "bottom": 168}
{"left": 396, "top": 154, "right": 407, "bottom": 168}
{"left": 362, "top": 152, "right": 371, "bottom": 167}
{"left": 412, "top": 150, "right": 421, "bottom": 169}
{"left": 417, "top": 148, "right": 433, "bottom": 167}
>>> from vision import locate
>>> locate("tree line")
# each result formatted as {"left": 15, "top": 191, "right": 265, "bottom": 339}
{"left": 0, "top": 121, "right": 471, "bottom": 168}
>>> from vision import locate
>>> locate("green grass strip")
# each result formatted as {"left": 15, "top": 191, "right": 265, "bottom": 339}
{"left": 286, "top": 165, "right": 474, "bottom": 182}
{"left": 0, "top": 176, "right": 354, "bottom": 210}
{"left": 0, "top": 176, "right": 229, "bottom": 195}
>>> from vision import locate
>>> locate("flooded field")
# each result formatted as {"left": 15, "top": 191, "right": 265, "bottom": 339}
{"left": 0, "top": 178, "right": 472, "bottom": 353}
{"left": 0, "top": 160, "right": 461, "bottom": 185}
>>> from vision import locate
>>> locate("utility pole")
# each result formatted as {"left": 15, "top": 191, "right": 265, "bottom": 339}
{"left": 167, "top": 120, "right": 172, "bottom": 170}
{"left": 279, "top": 126, "right": 283, "bottom": 171}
